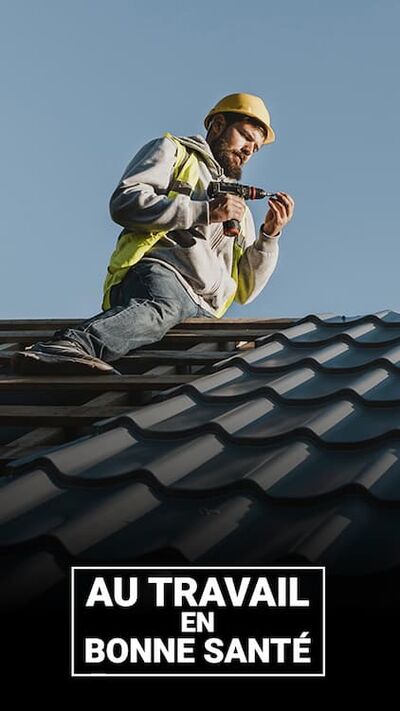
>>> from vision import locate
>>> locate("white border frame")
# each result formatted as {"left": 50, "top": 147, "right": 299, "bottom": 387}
{"left": 70, "top": 565, "right": 326, "bottom": 678}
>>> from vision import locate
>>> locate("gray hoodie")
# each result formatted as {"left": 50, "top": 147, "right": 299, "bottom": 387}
{"left": 109, "top": 133, "right": 280, "bottom": 316}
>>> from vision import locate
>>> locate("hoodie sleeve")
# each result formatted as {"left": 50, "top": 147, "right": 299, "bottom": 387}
{"left": 234, "top": 207, "right": 280, "bottom": 305}
{"left": 109, "top": 136, "right": 209, "bottom": 232}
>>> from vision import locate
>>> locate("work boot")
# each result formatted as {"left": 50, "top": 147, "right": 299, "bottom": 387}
{"left": 11, "top": 339, "right": 120, "bottom": 375}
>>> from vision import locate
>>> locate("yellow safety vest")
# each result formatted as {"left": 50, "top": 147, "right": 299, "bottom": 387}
{"left": 102, "top": 132, "right": 246, "bottom": 318}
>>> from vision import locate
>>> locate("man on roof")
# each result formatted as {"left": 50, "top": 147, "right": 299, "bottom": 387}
{"left": 12, "top": 93, "right": 295, "bottom": 375}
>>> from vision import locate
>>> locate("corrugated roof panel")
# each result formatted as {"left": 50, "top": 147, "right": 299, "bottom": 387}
{"left": 3, "top": 429, "right": 400, "bottom": 501}
{"left": 210, "top": 339, "right": 400, "bottom": 370}
{"left": 174, "top": 366, "right": 398, "bottom": 401}
{"left": 3, "top": 310, "right": 400, "bottom": 604}
{"left": 93, "top": 394, "right": 400, "bottom": 443}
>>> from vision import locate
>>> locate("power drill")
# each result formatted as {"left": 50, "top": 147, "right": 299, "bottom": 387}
{"left": 207, "top": 180, "right": 278, "bottom": 237}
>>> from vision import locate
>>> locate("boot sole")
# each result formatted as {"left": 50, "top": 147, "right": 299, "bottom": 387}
{"left": 11, "top": 351, "right": 120, "bottom": 376}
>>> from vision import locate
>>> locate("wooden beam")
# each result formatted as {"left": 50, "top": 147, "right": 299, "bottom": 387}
{"left": 0, "top": 317, "right": 295, "bottom": 331}
{"left": 0, "top": 392, "right": 130, "bottom": 465}
{"left": 0, "top": 405, "right": 135, "bottom": 426}
{"left": 172, "top": 319, "right": 292, "bottom": 330}
{"left": 0, "top": 349, "right": 237, "bottom": 365}
{"left": 0, "top": 427, "right": 64, "bottom": 460}
{"left": 118, "top": 349, "right": 236, "bottom": 363}
{"left": 0, "top": 329, "right": 276, "bottom": 345}
{"left": 0, "top": 374, "right": 202, "bottom": 390}
{"left": 0, "top": 343, "right": 19, "bottom": 351}
{"left": 131, "top": 341, "right": 220, "bottom": 403}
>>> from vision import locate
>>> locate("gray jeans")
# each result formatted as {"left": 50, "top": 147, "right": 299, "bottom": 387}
{"left": 52, "top": 260, "right": 215, "bottom": 362}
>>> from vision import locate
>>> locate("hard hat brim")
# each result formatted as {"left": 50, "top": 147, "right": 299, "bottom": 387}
{"left": 204, "top": 107, "right": 275, "bottom": 145}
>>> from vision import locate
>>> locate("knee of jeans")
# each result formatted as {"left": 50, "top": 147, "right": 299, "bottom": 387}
{"left": 114, "top": 294, "right": 194, "bottom": 342}
{"left": 151, "top": 298, "right": 188, "bottom": 333}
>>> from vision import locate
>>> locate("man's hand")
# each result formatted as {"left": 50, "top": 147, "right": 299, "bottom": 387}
{"left": 209, "top": 194, "right": 246, "bottom": 225}
{"left": 262, "top": 191, "right": 295, "bottom": 237}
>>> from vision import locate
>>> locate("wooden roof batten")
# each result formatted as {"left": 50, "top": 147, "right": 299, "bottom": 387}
{"left": 0, "top": 317, "right": 294, "bottom": 471}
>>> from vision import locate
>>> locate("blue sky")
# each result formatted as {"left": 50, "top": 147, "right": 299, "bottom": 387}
{"left": 1, "top": 0, "right": 399, "bottom": 319}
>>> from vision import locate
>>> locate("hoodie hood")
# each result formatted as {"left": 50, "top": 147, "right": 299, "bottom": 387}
{"left": 176, "top": 134, "right": 229, "bottom": 180}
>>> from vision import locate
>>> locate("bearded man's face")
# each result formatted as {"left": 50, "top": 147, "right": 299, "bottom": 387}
{"left": 210, "top": 131, "right": 243, "bottom": 179}
{"left": 208, "top": 119, "right": 265, "bottom": 179}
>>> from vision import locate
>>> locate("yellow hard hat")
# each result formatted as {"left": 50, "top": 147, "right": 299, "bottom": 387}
{"left": 204, "top": 93, "right": 276, "bottom": 145}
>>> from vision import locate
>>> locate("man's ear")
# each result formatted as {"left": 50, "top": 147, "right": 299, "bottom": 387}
{"left": 208, "top": 113, "right": 226, "bottom": 140}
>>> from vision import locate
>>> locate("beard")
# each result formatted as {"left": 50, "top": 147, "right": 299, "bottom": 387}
{"left": 209, "top": 132, "right": 243, "bottom": 180}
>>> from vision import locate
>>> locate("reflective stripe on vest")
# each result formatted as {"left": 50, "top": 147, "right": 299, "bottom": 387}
{"left": 102, "top": 132, "right": 244, "bottom": 318}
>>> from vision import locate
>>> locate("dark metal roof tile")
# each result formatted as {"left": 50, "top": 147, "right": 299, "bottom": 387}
{"left": 4, "top": 310, "right": 400, "bottom": 586}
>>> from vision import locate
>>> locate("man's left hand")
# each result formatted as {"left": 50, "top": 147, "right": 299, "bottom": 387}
{"left": 262, "top": 191, "right": 295, "bottom": 237}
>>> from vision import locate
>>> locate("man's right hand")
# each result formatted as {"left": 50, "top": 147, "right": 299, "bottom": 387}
{"left": 209, "top": 194, "right": 246, "bottom": 224}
